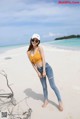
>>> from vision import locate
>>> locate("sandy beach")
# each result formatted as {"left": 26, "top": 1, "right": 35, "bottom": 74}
{"left": 0, "top": 45, "right": 80, "bottom": 119}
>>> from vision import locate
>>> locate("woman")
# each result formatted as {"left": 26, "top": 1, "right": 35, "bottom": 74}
{"left": 27, "top": 33, "right": 63, "bottom": 111}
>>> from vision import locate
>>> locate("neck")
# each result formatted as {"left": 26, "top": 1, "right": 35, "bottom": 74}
{"left": 33, "top": 46, "right": 37, "bottom": 49}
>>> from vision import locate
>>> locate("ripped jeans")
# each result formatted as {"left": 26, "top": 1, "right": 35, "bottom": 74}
{"left": 37, "top": 63, "right": 62, "bottom": 102}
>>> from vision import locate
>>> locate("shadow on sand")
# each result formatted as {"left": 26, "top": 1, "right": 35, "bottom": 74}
{"left": 24, "top": 88, "right": 58, "bottom": 109}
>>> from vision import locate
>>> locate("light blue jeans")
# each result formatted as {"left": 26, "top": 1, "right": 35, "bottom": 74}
{"left": 37, "top": 63, "right": 62, "bottom": 102}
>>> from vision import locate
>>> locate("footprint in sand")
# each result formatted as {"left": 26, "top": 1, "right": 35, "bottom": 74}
{"left": 72, "top": 86, "right": 80, "bottom": 94}
{"left": 4, "top": 57, "right": 12, "bottom": 60}
{"left": 66, "top": 113, "right": 73, "bottom": 119}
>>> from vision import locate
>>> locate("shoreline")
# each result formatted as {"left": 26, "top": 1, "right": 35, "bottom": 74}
{"left": 42, "top": 43, "right": 80, "bottom": 52}
{"left": 0, "top": 42, "right": 80, "bottom": 56}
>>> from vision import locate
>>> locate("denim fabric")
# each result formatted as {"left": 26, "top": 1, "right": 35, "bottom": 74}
{"left": 37, "top": 63, "right": 62, "bottom": 102}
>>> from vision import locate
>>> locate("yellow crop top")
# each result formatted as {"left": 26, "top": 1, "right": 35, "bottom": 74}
{"left": 29, "top": 50, "right": 42, "bottom": 64}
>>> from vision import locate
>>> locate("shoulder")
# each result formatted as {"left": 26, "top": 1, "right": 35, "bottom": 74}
{"left": 38, "top": 45, "right": 43, "bottom": 51}
{"left": 38, "top": 45, "right": 44, "bottom": 54}
{"left": 27, "top": 50, "right": 30, "bottom": 56}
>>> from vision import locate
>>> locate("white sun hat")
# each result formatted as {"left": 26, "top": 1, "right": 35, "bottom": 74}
{"left": 31, "top": 33, "right": 40, "bottom": 40}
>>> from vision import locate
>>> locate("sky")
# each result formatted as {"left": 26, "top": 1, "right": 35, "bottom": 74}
{"left": 0, "top": 0, "right": 80, "bottom": 46}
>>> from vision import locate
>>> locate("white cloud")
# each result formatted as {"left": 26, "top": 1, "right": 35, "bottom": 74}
{"left": 0, "top": 0, "right": 80, "bottom": 25}
{"left": 43, "top": 32, "right": 63, "bottom": 38}
{"left": 0, "top": 0, "right": 80, "bottom": 45}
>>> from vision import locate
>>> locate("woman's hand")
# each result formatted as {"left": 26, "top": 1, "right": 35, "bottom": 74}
{"left": 37, "top": 72, "right": 42, "bottom": 79}
{"left": 42, "top": 71, "right": 46, "bottom": 78}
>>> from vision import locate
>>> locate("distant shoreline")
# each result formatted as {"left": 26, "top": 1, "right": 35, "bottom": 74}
{"left": 55, "top": 35, "right": 80, "bottom": 40}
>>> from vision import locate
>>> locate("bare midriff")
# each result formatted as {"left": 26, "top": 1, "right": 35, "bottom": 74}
{"left": 35, "top": 61, "right": 43, "bottom": 68}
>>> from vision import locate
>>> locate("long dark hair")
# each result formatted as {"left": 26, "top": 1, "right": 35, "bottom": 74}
{"left": 27, "top": 38, "right": 40, "bottom": 51}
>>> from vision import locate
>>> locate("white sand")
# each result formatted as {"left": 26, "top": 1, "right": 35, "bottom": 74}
{"left": 0, "top": 45, "right": 80, "bottom": 119}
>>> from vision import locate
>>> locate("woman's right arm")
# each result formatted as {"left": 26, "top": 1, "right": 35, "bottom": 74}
{"left": 27, "top": 51, "right": 42, "bottom": 78}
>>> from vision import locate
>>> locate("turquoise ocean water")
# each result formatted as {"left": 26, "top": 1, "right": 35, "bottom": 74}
{"left": 43, "top": 38, "right": 80, "bottom": 50}
{"left": 0, "top": 38, "right": 80, "bottom": 54}
{"left": 0, "top": 44, "right": 27, "bottom": 54}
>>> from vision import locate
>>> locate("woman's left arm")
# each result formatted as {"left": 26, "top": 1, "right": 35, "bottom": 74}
{"left": 39, "top": 46, "right": 46, "bottom": 77}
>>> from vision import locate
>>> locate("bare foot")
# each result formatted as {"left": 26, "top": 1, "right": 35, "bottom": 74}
{"left": 58, "top": 102, "right": 63, "bottom": 111}
{"left": 42, "top": 100, "right": 49, "bottom": 108}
